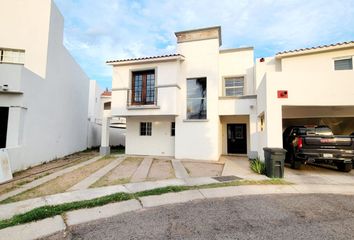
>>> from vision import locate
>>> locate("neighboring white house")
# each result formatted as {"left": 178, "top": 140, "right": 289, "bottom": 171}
{"left": 88, "top": 80, "right": 126, "bottom": 148}
{"left": 0, "top": 0, "right": 90, "bottom": 180}
{"left": 103, "top": 26, "right": 354, "bottom": 161}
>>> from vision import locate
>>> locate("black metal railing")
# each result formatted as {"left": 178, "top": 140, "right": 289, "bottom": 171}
{"left": 127, "top": 87, "right": 158, "bottom": 107}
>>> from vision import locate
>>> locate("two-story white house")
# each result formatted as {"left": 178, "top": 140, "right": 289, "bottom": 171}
{"left": 102, "top": 26, "right": 354, "bottom": 161}
{"left": 0, "top": 0, "right": 90, "bottom": 181}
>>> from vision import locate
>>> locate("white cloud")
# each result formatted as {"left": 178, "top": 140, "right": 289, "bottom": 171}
{"left": 54, "top": 0, "right": 354, "bottom": 87}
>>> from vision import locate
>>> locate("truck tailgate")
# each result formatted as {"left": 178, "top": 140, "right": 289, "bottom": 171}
{"left": 304, "top": 136, "right": 353, "bottom": 149}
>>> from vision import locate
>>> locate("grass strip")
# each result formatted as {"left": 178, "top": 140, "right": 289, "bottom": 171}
{"left": 0, "top": 192, "right": 131, "bottom": 230}
{"left": 0, "top": 179, "right": 289, "bottom": 230}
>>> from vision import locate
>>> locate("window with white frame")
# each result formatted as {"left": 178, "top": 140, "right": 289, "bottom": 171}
{"left": 334, "top": 58, "right": 353, "bottom": 70}
{"left": 140, "top": 122, "right": 152, "bottom": 136}
{"left": 224, "top": 77, "right": 244, "bottom": 96}
{"left": 0, "top": 49, "right": 25, "bottom": 64}
{"left": 187, "top": 78, "right": 207, "bottom": 119}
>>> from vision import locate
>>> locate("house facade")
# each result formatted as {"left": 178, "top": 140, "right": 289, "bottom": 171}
{"left": 102, "top": 26, "right": 354, "bottom": 161}
{"left": 0, "top": 0, "right": 90, "bottom": 180}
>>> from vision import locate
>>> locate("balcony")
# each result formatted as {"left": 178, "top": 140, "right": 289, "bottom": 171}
{"left": 0, "top": 64, "right": 23, "bottom": 93}
{"left": 111, "top": 85, "right": 179, "bottom": 117}
{"left": 126, "top": 87, "right": 159, "bottom": 109}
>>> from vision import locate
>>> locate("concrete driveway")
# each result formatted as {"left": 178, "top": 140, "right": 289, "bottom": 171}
{"left": 284, "top": 164, "right": 354, "bottom": 185}
{"left": 221, "top": 155, "right": 354, "bottom": 185}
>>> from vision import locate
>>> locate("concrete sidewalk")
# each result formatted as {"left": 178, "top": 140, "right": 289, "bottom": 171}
{"left": 2, "top": 182, "right": 354, "bottom": 240}
{"left": 0, "top": 177, "right": 217, "bottom": 220}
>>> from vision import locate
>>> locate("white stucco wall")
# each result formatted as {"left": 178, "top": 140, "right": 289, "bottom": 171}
{"left": 111, "top": 60, "right": 181, "bottom": 117}
{"left": 256, "top": 47, "right": 354, "bottom": 158}
{"left": 125, "top": 116, "right": 175, "bottom": 156}
{"left": 219, "top": 48, "right": 255, "bottom": 95}
{"left": 0, "top": 0, "right": 90, "bottom": 172}
{"left": 174, "top": 38, "right": 221, "bottom": 161}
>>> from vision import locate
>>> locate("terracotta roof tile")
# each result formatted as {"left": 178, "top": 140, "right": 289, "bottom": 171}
{"left": 276, "top": 41, "right": 354, "bottom": 55}
{"left": 101, "top": 91, "right": 111, "bottom": 97}
{"left": 106, "top": 54, "right": 183, "bottom": 64}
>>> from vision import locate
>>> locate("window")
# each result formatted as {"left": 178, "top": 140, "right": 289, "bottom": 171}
{"left": 140, "top": 122, "right": 152, "bottom": 136}
{"left": 104, "top": 102, "right": 111, "bottom": 110}
{"left": 258, "top": 113, "right": 265, "bottom": 132}
{"left": 171, "top": 122, "right": 175, "bottom": 136}
{"left": 132, "top": 70, "right": 155, "bottom": 105}
{"left": 334, "top": 58, "right": 353, "bottom": 70}
{"left": 224, "top": 77, "right": 244, "bottom": 96}
{"left": 187, "top": 78, "right": 207, "bottom": 119}
{"left": 0, "top": 49, "right": 25, "bottom": 64}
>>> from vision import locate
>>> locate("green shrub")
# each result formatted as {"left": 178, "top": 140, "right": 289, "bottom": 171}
{"left": 250, "top": 158, "right": 265, "bottom": 174}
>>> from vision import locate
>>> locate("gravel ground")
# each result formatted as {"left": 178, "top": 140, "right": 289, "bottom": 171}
{"left": 43, "top": 194, "right": 354, "bottom": 240}
{"left": 0, "top": 151, "right": 98, "bottom": 195}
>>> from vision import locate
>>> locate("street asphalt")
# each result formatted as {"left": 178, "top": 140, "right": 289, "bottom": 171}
{"left": 43, "top": 194, "right": 354, "bottom": 240}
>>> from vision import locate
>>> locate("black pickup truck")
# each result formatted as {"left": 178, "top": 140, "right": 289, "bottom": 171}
{"left": 283, "top": 126, "right": 354, "bottom": 172}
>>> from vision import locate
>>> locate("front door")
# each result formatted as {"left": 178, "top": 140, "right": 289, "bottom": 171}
{"left": 227, "top": 124, "right": 247, "bottom": 154}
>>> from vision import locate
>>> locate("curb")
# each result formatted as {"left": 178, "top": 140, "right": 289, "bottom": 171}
{"left": 2, "top": 184, "right": 354, "bottom": 239}
{"left": 0, "top": 216, "right": 65, "bottom": 240}
{"left": 0, "top": 177, "right": 217, "bottom": 220}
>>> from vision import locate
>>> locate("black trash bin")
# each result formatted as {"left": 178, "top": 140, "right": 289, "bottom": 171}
{"left": 263, "top": 148, "right": 287, "bottom": 178}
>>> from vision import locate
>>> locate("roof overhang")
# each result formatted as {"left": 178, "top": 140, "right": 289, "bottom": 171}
{"left": 276, "top": 41, "right": 354, "bottom": 59}
{"left": 106, "top": 54, "right": 185, "bottom": 66}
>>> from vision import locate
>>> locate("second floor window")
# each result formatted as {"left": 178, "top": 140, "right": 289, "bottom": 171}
{"left": 334, "top": 58, "right": 353, "bottom": 70}
{"left": 187, "top": 78, "right": 207, "bottom": 119}
{"left": 224, "top": 77, "right": 244, "bottom": 96}
{"left": 0, "top": 49, "right": 25, "bottom": 64}
{"left": 132, "top": 70, "right": 155, "bottom": 105}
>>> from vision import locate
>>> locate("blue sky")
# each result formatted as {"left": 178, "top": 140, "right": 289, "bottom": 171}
{"left": 54, "top": 0, "right": 354, "bottom": 89}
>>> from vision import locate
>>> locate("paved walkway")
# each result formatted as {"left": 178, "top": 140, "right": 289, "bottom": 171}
{"left": 221, "top": 156, "right": 268, "bottom": 180}
{"left": 0, "top": 177, "right": 218, "bottom": 220}
{"left": 171, "top": 159, "right": 189, "bottom": 178}
{"left": 2, "top": 183, "right": 354, "bottom": 240}
{"left": 68, "top": 157, "right": 125, "bottom": 191}
{"left": 130, "top": 157, "right": 153, "bottom": 182}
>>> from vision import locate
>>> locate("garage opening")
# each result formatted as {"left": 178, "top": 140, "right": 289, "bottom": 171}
{"left": 282, "top": 106, "right": 354, "bottom": 135}
{"left": 0, "top": 107, "right": 9, "bottom": 148}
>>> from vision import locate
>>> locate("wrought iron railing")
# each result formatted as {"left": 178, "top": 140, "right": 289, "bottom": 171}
{"left": 127, "top": 87, "right": 158, "bottom": 107}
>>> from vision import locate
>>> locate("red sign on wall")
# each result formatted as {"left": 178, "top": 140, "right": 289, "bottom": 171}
{"left": 277, "top": 90, "right": 288, "bottom": 98}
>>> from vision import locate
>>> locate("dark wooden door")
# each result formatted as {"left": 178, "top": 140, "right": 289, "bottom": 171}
{"left": 0, "top": 107, "right": 9, "bottom": 148}
{"left": 227, "top": 124, "right": 247, "bottom": 154}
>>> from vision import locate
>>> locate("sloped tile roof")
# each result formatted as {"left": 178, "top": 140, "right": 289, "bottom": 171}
{"left": 101, "top": 90, "right": 111, "bottom": 97}
{"left": 277, "top": 41, "right": 354, "bottom": 55}
{"left": 106, "top": 54, "right": 183, "bottom": 64}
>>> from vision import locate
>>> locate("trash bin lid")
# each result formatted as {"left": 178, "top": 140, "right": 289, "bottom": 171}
{"left": 263, "top": 147, "right": 287, "bottom": 153}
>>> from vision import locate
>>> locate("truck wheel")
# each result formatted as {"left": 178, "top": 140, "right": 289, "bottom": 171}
{"left": 337, "top": 163, "right": 352, "bottom": 172}
{"left": 290, "top": 155, "right": 301, "bottom": 169}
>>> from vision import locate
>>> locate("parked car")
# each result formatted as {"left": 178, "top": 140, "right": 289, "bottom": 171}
{"left": 283, "top": 125, "right": 354, "bottom": 172}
